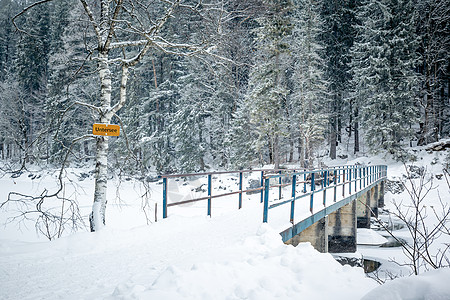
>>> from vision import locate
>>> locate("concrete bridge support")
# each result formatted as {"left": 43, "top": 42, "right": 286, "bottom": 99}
{"left": 356, "top": 183, "right": 384, "bottom": 228}
{"left": 328, "top": 201, "right": 357, "bottom": 253}
{"left": 378, "top": 181, "right": 385, "bottom": 207}
{"left": 356, "top": 190, "right": 371, "bottom": 229}
{"left": 285, "top": 181, "right": 385, "bottom": 254}
{"left": 286, "top": 217, "right": 328, "bottom": 253}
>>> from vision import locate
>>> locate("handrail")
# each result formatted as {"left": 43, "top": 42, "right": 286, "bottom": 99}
{"left": 262, "top": 165, "right": 388, "bottom": 224}
{"left": 159, "top": 165, "right": 387, "bottom": 220}
{"left": 160, "top": 168, "right": 277, "bottom": 218}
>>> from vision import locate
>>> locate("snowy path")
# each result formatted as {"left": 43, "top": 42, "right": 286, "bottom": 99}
{"left": 0, "top": 206, "right": 262, "bottom": 299}
{"left": 2, "top": 151, "right": 450, "bottom": 299}
{"left": 1, "top": 199, "right": 378, "bottom": 300}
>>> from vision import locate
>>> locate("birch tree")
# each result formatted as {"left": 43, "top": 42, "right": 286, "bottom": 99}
{"left": 14, "top": 0, "right": 226, "bottom": 232}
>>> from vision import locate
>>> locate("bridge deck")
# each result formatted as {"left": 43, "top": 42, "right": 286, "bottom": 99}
{"left": 159, "top": 166, "right": 387, "bottom": 243}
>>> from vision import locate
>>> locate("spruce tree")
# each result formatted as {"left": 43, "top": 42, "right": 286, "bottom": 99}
{"left": 289, "top": 0, "right": 327, "bottom": 168}
{"left": 416, "top": 0, "right": 450, "bottom": 144}
{"left": 350, "top": 0, "right": 418, "bottom": 158}
{"left": 321, "top": 0, "right": 358, "bottom": 158}
{"left": 14, "top": 2, "right": 52, "bottom": 163}
{"left": 246, "top": 0, "right": 294, "bottom": 169}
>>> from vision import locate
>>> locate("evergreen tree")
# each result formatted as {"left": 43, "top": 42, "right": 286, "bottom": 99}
{"left": 289, "top": 0, "right": 328, "bottom": 168}
{"left": 227, "top": 97, "right": 260, "bottom": 168}
{"left": 14, "top": 2, "right": 52, "bottom": 162}
{"left": 416, "top": 0, "right": 450, "bottom": 144}
{"left": 0, "top": 0, "right": 20, "bottom": 160}
{"left": 321, "top": 0, "right": 358, "bottom": 158}
{"left": 46, "top": 1, "right": 97, "bottom": 164}
{"left": 350, "top": 0, "right": 418, "bottom": 158}
{"left": 246, "top": 0, "right": 294, "bottom": 169}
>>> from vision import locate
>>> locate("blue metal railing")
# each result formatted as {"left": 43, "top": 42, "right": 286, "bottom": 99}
{"left": 159, "top": 165, "right": 387, "bottom": 222}
{"left": 262, "top": 165, "right": 387, "bottom": 224}
{"left": 160, "top": 169, "right": 269, "bottom": 218}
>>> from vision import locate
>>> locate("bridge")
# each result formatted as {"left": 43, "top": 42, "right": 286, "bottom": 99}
{"left": 160, "top": 165, "right": 387, "bottom": 253}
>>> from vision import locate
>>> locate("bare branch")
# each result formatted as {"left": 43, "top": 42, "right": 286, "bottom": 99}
{"left": 12, "top": 0, "right": 55, "bottom": 36}
{"left": 79, "top": 0, "right": 102, "bottom": 42}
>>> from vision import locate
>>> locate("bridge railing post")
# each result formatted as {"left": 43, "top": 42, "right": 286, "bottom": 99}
{"left": 372, "top": 166, "right": 375, "bottom": 183}
{"left": 349, "top": 166, "right": 352, "bottom": 195}
{"left": 342, "top": 168, "right": 346, "bottom": 198}
{"left": 333, "top": 170, "right": 337, "bottom": 202}
{"left": 278, "top": 170, "right": 282, "bottom": 200}
{"left": 310, "top": 172, "right": 315, "bottom": 213}
{"left": 360, "top": 167, "right": 363, "bottom": 189}
{"left": 263, "top": 177, "right": 270, "bottom": 223}
{"left": 290, "top": 174, "right": 296, "bottom": 223}
{"left": 260, "top": 171, "right": 264, "bottom": 203}
{"left": 323, "top": 170, "right": 327, "bottom": 207}
{"left": 239, "top": 171, "right": 243, "bottom": 209}
{"left": 163, "top": 177, "right": 168, "bottom": 219}
{"left": 303, "top": 171, "right": 307, "bottom": 193}
{"left": 207, "top": 174, "right": 212, "bottom": 217}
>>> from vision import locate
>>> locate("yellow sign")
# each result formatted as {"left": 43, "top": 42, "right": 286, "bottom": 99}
{"left": 93, "top": 124, "right": 120, "bottom": 136}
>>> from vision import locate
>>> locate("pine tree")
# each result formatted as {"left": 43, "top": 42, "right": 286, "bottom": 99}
{"left": 416, "top": 0, "right": 450, "bottom": 144}
{"left": 350, "top": 0, "right": 418, "bottom": 158}
{"left": 227, "top": 97, "right": 259, "bottom": 168}
{"left": 321, "top": 0, "right": 358, "bottom": 158}
{"left": 246, "top": 0, "right": 294, "bottom": 169}
{"left": 289, "top": 0, "right": 328, "bottom": 168}
{"left": 218, "top": 0, "right": 262, "bottom": 169}
{"left": 0, "top": 0, "right": 20, "bottom": 160}
{"left": 14, "top": 2, "right": 52, "bottom": 162}
{"left": 46, "top": 0, "right": 97, "bottom": 164}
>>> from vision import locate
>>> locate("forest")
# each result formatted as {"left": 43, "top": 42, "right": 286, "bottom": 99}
{"left": 0, "top": 0, "right": 449, "bottom": 175}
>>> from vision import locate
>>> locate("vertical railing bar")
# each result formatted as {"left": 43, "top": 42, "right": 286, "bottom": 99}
{"left": 310, "top": 172, "right": 315, "bottom": 213}
{"left": 371, "top": 166, "right": 374, "bottom": 183}
{"left": 321, "top": 171, "right": 324, "bottom": 189}
{"left": 207, "top": 174, "right": 212, "bottom": 217}
{"left": 365, "top": 166, "right": 368, "bottom": 187}
{"left": 290, "top": 174, "right": 296, "bottom": 224}
{"left": 260, "top": 171, "right": 264, "bottom": 203}
{"left": 263, "top": 177, "right": 270, "bottom": 223}
{"left": 239, "top": 171, "right": 243, "bottom": 209}
{"left": 278, "top": 170, "right": 282, "bottom": 200}
{"left": 359, "top": 166, "right": 362, "bottom": 190}
{"left": 333, "top": 170, "right": 337, "bottom": 202}
{"left": 303, "top": 171, "right": 307, "bottom": 193}
{"left": 163, "top": 177, "right": 168, "bottom": 219}
{"left": 373, "top": 166, "right": 375, "bottom": 182}
{"left": 342, "top": 168, "right": 345, "bottom": 198}
{"left": 323, "top": 170, "right": 327, "bottom": 207}
{"left": 349, "top": 166, "right": 352, "bottom": 195}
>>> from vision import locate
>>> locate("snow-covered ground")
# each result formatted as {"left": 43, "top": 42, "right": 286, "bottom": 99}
{"left": 1, "top": 147, "right": 449, "bottom": 299}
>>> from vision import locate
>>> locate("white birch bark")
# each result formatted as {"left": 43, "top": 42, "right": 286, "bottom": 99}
{"left": 77, "top": 0, "right": 216, "bottom": 231}
{"left": 13, "top": 0, "right": 223, "bottom": 232}
{"left": 90, "top": 50, "right": 112, "bottom": 231}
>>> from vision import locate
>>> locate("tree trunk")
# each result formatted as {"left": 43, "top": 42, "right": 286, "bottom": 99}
{"left": 330, "top": 121, "right": 337, "bottom": 159}
{"left": 330, "top": 96, "right": 337, "bottom": 160}
{"left": 90, "top": 51, "right": 112, "bottom": 232}
{"left": 273, "top": 134, "right": 280, "bottom": 169}
{"left": 354, "top": 108, "right": 359, "bottom": 154}
{"left": 90, "top": 135, "right": 109, "bottom": 231}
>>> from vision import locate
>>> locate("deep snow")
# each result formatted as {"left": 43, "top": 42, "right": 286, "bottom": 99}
{"left": 1, "top": 147, "right": 449, "bottom": 299}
